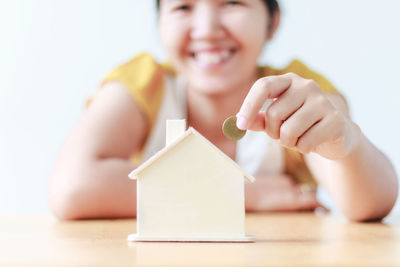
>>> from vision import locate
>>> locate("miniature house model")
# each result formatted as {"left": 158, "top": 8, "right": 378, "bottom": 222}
{"left": 127, "top": 120, "right": 255, "bottom": 242}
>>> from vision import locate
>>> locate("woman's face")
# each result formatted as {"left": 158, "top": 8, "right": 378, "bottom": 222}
{"left": 159, "top": 0, "right": 272, "bottom": 95}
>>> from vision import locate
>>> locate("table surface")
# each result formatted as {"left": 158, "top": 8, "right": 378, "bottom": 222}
{"left": 1, "top": 212, "right": 399, "bottom": 266}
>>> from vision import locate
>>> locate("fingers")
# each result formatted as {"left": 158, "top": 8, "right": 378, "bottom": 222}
{"left": 252, "top": 184, "right": 319, "bottom": 212}
{"left": 296, "top": 110, "right": 345, "bottom": 155}
{"left": 244, "top": 111, "right": 267, "bottom": 131}
{"left": 239, "top": 74, "right": 339, "bottom": 155}
{"left": 238, "top": 72, "right": 351, "bottom": 159}
{"left": 263, "top": 84, "right": 307, "bottom": 139}
{"left": 245, "top": 175, "right": 321, "bottom": 212}
{"left": 278, "top": 98, "right": 327, "bottom": 148}
{"left": 236, "top": 75, "right": 292, "bottom": 130}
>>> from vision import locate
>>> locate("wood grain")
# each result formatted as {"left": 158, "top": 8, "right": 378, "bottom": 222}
{"left": 1, "top": 212, "right": 399, "bottom": 266}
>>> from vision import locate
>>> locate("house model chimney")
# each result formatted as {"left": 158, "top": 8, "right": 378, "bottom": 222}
{"left": 166, "top": 119, "right": 187, "bottom": 146}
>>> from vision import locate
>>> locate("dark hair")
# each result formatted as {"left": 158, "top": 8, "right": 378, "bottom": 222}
{"left": 156, "top": 0, "right": 279, "bottom": 16}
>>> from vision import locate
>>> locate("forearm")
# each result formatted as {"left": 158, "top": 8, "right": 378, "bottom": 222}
{"left": 306, "top": 130, "right": 398, "bottom": 221}
{"left": 49, "top": 157, "right": 137, "bottom": 220}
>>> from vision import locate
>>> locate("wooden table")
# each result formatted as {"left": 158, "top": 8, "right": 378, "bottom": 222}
{"left": 1, "top": 212, "right": 399, "bottom": 266}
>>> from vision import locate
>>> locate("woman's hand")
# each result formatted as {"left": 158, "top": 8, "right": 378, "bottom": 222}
{"left": 236, "top": 73, "right": 360, "bottom": 160}
{"left": 245, "top": 174, "right": 323, "bottom": 212}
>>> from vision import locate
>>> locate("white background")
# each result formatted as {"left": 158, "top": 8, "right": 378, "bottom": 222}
{"left": 1, "top": 0, "right": 399, "bottom": 216}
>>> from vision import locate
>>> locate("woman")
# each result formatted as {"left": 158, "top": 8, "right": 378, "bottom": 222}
{"left": 49, "top": 0, "right": 398, "bottom": 221}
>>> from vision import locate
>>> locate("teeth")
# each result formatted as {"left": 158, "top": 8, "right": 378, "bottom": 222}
{"left": 194, "top": 50, "right": 232, "bottom": 65}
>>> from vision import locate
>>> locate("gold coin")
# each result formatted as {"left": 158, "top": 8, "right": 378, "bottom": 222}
{"left": 222, "top": 116, "right": 247, "bottom": 141}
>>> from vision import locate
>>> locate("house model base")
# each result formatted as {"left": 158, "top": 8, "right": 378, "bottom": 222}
{"left": 128, "top": 233, "right": 255, "bottom": 243}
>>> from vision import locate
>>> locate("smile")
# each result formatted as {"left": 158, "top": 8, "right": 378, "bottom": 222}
{"left": 190, "top": 48, "right": 237, "bottom": 68}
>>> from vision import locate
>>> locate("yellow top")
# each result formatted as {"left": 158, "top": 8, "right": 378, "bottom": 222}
{"left": 99, "top": 53, "right": 339, "bottom": 185}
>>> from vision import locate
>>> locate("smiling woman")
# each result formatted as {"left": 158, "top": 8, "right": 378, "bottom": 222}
{"left": 158, "top": 0, "right": 274, "bottom": 96}
{"left": 48, "top": 0, "right": 398, "bottom": 221}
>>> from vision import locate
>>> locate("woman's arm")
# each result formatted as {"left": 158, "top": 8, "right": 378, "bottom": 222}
{"left": 236, "top": 73, "right": 398, "bottom": 221}
{"left": 49, "top": 82, "right": 148, "bottom": 220}
{"left": 304, "top": 94, "right": 398, "bottom": 221}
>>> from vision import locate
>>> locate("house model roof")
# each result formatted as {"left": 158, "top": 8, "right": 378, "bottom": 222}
{"left": 128, "top": 127, "right": 256, "bottom": 183}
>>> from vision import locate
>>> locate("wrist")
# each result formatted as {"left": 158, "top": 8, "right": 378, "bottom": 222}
{"left": 336, "top": 120, "right": 364, "bottom": 162}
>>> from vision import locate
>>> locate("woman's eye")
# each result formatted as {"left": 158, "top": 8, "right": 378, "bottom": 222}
{"left": 174, "top": 5, "right": 191, "bottom": 12}
{"left": 224, "top": 1, "right": 242, "bottom": 6}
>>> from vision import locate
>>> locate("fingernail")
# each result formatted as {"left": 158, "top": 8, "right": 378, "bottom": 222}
{"left": 236, "top": 115, "right": 247, "bottom": 130}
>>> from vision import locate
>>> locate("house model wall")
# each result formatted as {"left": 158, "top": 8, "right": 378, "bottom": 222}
{"left": 128, "top": 120, "right": 255, "bottom": 242}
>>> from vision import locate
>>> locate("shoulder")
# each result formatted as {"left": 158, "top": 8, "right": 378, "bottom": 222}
{"left": 259, "top": 59, "right": 339, "bottom": 95}
{"left": 101, "top": 53, "right": 175, "bottom": 126}
{"left": 102, "top": 53, "right": 170, "bottom": 93}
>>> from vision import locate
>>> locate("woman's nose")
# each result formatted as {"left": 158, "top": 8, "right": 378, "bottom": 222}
{"left": 190, "top": 6, "right": 226, "bottom": 40}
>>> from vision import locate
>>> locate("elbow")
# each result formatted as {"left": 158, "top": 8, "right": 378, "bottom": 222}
{"left": 50, "top": 205, "right": 82, "bottom": 221}
{"left": 345, "top": 173, "right": 399, "bottom": 222}
{"left": 48, "top": 173, "right": 137, "bottom": 220}
{"left": 346, "top": 205, "right": 397, "bottom": 223}
{"left": 48, "top": 172, "right": 92, "bottom": 220}
{"left": 345, "top": 190, "right": 398, "bottom": 223}
{"left": 48, "top": 185, "right": 86, "bottom": 221}
{"left": 345, "top": 210, "right": 386, "bottom": 223}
